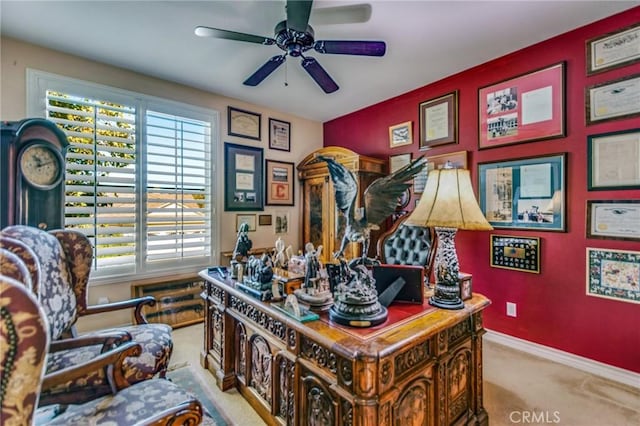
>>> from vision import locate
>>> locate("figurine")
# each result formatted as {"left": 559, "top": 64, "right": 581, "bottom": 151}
{"left": 294, "top": 242, "right": 333, "bottom": 311}
{"left": 273, "top": 237, "right": 287, "bottom": 269}
{"left": 230, "top": 222, "right": 253, "bottom": 280}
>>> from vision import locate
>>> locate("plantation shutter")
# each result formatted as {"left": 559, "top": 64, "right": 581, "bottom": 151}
{"left": 145, "top": 111, "right": 212, "bottom": 263}
{"left": 46, "top": 90, "right": 137, "bottom": 276}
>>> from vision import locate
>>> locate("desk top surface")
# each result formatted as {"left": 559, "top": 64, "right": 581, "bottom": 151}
{"left": 200, "top": 269, "right": 490, "bottom": 357}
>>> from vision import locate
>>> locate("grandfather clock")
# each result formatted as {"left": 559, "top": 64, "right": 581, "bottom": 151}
{"left": 0, "top": 118, "right": 69, "bottom": 230}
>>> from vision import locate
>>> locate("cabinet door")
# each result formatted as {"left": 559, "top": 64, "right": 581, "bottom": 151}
{"left": 303, "top": 176, "right": 333, "bottom": 264}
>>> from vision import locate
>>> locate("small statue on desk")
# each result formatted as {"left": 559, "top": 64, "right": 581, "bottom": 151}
{"left": 238, "top": 253, "right": 275, "bottom": 301}
{"left": 230, "top": 222, "right": 252, "bottom": 279}
{"left": 272, "top": 237, "right": 288, "bottom": 270}
{"left": 329, "top": 259, "right": 388, "bottom": 327}
{"left": 294, "top": 242, "right": 333, "bottom": 311}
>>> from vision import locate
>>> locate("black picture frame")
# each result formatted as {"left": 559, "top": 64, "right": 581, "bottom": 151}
{"left": 269, "top": 118, "right": 291, "bottom": 151}
{"left": 228, "top": 106, "right": 261, "bottom": 140}
{"left": 490, "top": 235, "right": 541, "bottom": 274}
{"left": 224, "top": 142, "right": 264, "bottom": 211}
{"left": 587, "top": 128, "right": 640, "bottom": 190}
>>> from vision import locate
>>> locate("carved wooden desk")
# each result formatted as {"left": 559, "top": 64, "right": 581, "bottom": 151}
{"left": 200, "top": 269, "right": 490, "bottom": 426}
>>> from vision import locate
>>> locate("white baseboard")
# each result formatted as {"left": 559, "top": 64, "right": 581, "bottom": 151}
{"left": 483, "top": 329, "right": 640, "bottom": 390}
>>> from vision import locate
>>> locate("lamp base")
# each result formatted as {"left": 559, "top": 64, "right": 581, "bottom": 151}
{"left": 429, "top": 295, "right": 464, "bottom": 310}
{"left": 430, "top": 227, "right": 465, "bottom": 310}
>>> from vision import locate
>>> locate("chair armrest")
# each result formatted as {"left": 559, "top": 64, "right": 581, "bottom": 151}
{"left": 49, "top": 330, "right": 132, "bottom": 353}
{"left": 42, "top": 341, "right": 142, "bottom": 393}
{"left": 80, "top": 296, "right": 156, "bottom": 324}
{"left": 143, "top": 400, "right": 203, "bottom": 426}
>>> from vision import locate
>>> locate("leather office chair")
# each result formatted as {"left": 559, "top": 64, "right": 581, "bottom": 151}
{"left": 0, "top": 225, "right": 173, "bottom": 406}
{"left": 376, "top": 215, "right": 436, "bottom": 281}
{"left": 0, "top": 271, "right": 203, "bottom": 426}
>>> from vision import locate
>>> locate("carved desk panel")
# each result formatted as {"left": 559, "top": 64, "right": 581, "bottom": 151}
{"left": 200, "top": 270, "right": 490, "bottom": 426}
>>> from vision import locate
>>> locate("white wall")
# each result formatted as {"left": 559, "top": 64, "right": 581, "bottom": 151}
{"left": 1, "top": 37, "right": 323, "bottom": 330}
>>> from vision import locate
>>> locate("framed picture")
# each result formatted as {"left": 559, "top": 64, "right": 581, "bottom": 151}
{"left": 414, "top": 150, "right": 467, "bottom": 194}
{"left": 478, "top": 62, "right": 565, "bottom": 149}
{"left": 224, "top": 142, "right": 264, "bottom": 211}
{"left": 478, "top": 153, "right": 566, "bottom": 231}
{"left": 586, "top": 74, "right": 640, "bottom": 125}
{"left": 587, "top": 128, "right": 640, "bottom": 190}
{"left": 258, "top": 214, "right": 272, "bottom": 226}
{"left": 586, "top": 22, "right": 640, "bottom": 75}
{"left": 274, "top": 211, "right": 289, "bottom": 234}
{"left": 586, "top": 247, "right": 640, "bottom": 304}
{"left": 419, "top": 91, "right": 458, "bottom": 150}
{"left": 228, "top": 106, "right": 261, "bottom": 140}
{"left": 389, "top": 153, "right": 411, "bottom": 173}
{"left": 389, "top": 121, "right": 413, "bottom": 148}
{"left": 586, "top": 200, "right": 640, "bottom": 241}
{"left": 490, "top": 235, "right": 541, "bottom": 274}
{"left": 265, "top": 159, "right": 295, "bottom": 206}
{"left": 269, "top": 118, "right": 291, "bottom": 151}
{"left": 236, "top": 214, "right": 257, "bottom": 232}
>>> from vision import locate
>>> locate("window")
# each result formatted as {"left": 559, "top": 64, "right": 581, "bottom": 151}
{"left": 28, "top": 70, "right": 217, "bottom": 282}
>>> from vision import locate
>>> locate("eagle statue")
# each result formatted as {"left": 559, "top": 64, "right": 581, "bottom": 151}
{"left": 317, "top": 154, "right": 427, "bottom": 263}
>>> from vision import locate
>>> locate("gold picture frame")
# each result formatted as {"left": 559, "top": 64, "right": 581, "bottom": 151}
{"left": 388, "top": 121, "right": 413, "bottom": 148}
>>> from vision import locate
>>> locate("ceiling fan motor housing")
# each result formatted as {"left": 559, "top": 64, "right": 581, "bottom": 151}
{"left": 275, "top": 20, "right": 315, "bottom": 57}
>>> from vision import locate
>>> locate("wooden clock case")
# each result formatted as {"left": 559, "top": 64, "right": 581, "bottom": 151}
{"left": 1, "top": 118, "right": 69, "bottom": 230}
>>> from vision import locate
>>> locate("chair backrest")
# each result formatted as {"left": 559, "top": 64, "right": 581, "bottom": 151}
{"left": 0, "top": 236, "right": 40, "bottom": 294}
{"left": 49, "top": 229, "right": 93, "bottom": 313}
{"left": 376, "top": 215, "right": 436, "bottom": 280}
{"left": 1, "top": 225, "right": 77, "bottom": 340}
{"left": 0, "top": 274, "right": 50, "bottom": 426}
{"left": 0, "top": 247, "right": 33, "bottom": 291}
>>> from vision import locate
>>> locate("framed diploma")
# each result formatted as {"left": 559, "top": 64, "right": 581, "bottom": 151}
{"left": 224, "top": 142, "right": 264, "bottom": 211}
{"left": 418, "top": 91, "right": 458, "bottom": 150}
{"left": 586, "top": 22, "right": 640, "bottom": 75}
{"left": 228, "top": 106, "right": 261, "bottom": 140}
{"left": 478, "top": 62, "right": 565, "bottom": 149}
{"left": 587, "top": 128, "right": 640, "bottom": 190}
{"left": 478, "top": 153, "right": 566, "bottom": 231}
{"left": 269, "top": 118, "right": 291, "bottom": 151}
{"left": 587, "top": 200, "right": 640, "bottom": 241}
{"left": 586, "top": 74, "right": 640, "bottom": 125}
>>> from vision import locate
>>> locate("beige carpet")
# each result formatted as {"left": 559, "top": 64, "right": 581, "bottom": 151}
{"left": 171, "top": 324, "right": 639, "bottom": 425}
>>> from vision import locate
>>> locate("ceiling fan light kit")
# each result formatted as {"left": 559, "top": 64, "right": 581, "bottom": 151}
{"left": 195, "top": 0, "right": 386, "bottom": 93}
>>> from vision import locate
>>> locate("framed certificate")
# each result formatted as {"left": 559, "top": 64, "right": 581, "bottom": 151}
{"left": 586, "top": 23, "right": 640, "bottom": 75}
{"left": 587, "top": 128, "right": 640, "bottom": 190}
{"left": 586, "top": 200, "right": 640, "bottom": 241}
{"left": 586, "top": 74, "right": 640, "bottom": 125}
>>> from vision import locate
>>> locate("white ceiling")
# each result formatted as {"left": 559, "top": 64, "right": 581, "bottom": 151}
{"left": 2, "top": 1, "right": 638, "bottom": 122}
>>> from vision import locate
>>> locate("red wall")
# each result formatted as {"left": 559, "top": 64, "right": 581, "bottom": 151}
{"left": 324, "top": 7, "right": 640, "bottom": 373}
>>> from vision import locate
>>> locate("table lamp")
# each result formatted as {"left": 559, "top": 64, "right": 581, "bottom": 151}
{"left": 405, "top": 165, "right": 493, "bottom": 309}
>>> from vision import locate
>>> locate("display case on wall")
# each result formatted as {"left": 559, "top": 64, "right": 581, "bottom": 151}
{"left": 297, "top": 146, "right": 386, "bottom": 264}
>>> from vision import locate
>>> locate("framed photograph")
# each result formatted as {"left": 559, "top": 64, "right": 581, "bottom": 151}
{"left": 419, "top": 91, "right": 458, "bottom": 150}
{"left": 236, "top": 214, "right": 257, "bottom": 232}
{"left": 587, "top": 128, "right": 640, "bottom": 190}
{"left": 586, "top": 200, "right": 640, "bottom": 241}
{"left": 389, "top": 153, "right": 411, "bottom": 173}
{"left": 389, "top": 121, "right": 413, "bottom": 148}
{"left": 586, "top": 22, "right": 640, "bottom": 75}
{"left": 228, "top": 106, "right": 261, "bottom": 140}
{"left": 490, "top": 235, "right": 541, "bottom": 274}
{"left": 274, "top": 211, "right": 290, "bottom": 234}
{"left": 478, "top": 153, "right": 566, "bottom": 231}
{"left": 258, "top": 214, "right": 273, "bottom": 226}
{"left": 269, "top": 118, "right": 291, "bottom": 151}
{"left": 478, "top": 62, "right": 565, "bottom": 149}
{"left": 586, "top": 247, "right": 640, "bottom": 304}
{"left": 414, "top": 150, "right": 467, "bottom": 194}
{"left": 459, "top": 273, "right": 473, "bottom": 300}
{"left": 265, "top": 160, "right": 295, "bottom": 206}
{"left": 586, "top": 74, "right": 640, "bottom": 125}
{"left": 224, "top": 142, "right": 264, "bottom": 211}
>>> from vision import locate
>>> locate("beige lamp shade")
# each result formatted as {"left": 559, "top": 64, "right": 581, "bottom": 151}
{"left": 405, "top": 168, "right": 493, "bottom": 231}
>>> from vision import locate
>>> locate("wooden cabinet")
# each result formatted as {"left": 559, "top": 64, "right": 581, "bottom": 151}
{"left": 200, "top": 270, "right": 490, "bottom": 426}
{"left": 131, "top": 273, "right": 205, "bottom": 329}
{"left": 297, "top": 146, "right": 386, "bottom": 264}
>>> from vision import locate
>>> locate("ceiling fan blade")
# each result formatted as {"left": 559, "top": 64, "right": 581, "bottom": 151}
{"left": 314, "top": 40, "right": 386, "bottom": 56}
{"left": 286, "top": 0, "right": 313, "bottom": 32}
{"left": 194, "top": 26, "right": 274, "bottom": 45}
{"left": 301, "top": 57, "right": 339, "bottom": 94}
{"left": 243, "top": 55, "right": 286, "bottom": 86}
{"left": 311, "top": 4, "right": 372, "bottom": 25}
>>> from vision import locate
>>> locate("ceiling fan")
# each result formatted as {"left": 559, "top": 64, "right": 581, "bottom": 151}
{"left": 194, "top": 0, "right": 386, "bottom": 94}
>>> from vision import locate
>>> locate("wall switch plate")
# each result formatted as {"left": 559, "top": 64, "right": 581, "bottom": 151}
{"left": 506, "top": 302, "right": 517, "bottom": 317}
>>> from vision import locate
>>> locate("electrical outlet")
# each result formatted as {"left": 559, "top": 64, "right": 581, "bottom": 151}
{"left": 506, "top": 302, "right": 517, "bottom": 317}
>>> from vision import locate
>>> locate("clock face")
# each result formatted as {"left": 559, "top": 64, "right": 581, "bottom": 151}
{"left": 19, "top": 143, "right": 63, "bottom": 189}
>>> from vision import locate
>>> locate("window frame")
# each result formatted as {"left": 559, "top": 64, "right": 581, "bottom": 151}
{"left": 27, "top": 69, "right": 219, "bottom": 285}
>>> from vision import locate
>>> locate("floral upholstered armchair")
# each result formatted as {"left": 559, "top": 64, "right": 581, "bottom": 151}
{"left": 0, "top": 225, "right": 173, "bottom": 406}
{"left": 0, "top": 270, "right": 203, "bottom": 426}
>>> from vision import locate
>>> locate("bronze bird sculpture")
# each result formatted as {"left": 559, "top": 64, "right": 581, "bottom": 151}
{"left": 317, "top": 154, "right": 427, "bottom": 263}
